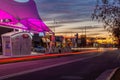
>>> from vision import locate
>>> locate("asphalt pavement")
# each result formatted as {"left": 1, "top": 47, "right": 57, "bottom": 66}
{"left": 0, "top": 49, "right": 120, "bottom": 80}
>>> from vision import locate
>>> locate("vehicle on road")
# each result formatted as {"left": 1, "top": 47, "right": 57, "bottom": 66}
{"left": 33, "top": 46, "right": 46, "bottom": 53}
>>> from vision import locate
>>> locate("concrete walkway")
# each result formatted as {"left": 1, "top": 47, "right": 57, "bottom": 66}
{"left": 0, "top": 52, "right": 44, "bottom": 59}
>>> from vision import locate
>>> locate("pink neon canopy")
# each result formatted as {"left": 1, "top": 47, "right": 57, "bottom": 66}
{"left": 0, "top": 0, "right": 50, "bottom": 32}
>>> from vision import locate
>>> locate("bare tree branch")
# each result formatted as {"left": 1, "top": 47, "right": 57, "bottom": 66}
{"left": 93, "top": 0, "right": 120, "bottom": 47}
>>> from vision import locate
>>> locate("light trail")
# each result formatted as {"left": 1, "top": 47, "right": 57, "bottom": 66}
{"left": 0, "top": 49, "right": 114, "bottom": 64}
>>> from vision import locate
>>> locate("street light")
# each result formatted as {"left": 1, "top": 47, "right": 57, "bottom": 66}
{"left": 53, "top": 18, "right": 57, "bottom": 35}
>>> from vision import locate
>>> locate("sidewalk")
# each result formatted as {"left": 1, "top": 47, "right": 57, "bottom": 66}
{"left": 0, "top": 49, "right": 99, "bottom": 64}
{"left": 0, "top": 52, "right": 44, "bottom": 59}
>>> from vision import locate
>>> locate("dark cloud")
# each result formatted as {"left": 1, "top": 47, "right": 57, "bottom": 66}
{"left": 35, "top": 0, "right": 96, "bottom": 20}
{"left": 56, "top": 30, "right": 91, "bottom": 33}
{"left": 96, "top": 29, "right": 107, "bottom": 32}
{"left": 70, "top": 26, "right": 101, "bottom": 30}
{"left": 55, "top": 19, "right": 87, "bottom": 24}
{"left": 56, "top": 32, "right": 75, "bottom": 33}
{"left": 34, "top": 0, "right": 106, "bottom": 36}
{"left": 48, "top": 25, "right": 63, "bottom": 28}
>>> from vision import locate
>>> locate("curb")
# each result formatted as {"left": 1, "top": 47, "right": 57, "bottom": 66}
{"left": 106, "top": 68, "right": 119, "bottom": 80}
{"left": 96, "top": 68, "right": 119, "bottom": 80}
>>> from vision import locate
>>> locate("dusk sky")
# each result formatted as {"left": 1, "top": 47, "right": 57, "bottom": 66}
{"left": 16, "top": 0, "right": 109, "bottom": 37}
{"left": 34, "top": 0, "right": 110, "bottom": 37}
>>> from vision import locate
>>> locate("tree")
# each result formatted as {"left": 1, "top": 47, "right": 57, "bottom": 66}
{"left": 92, "top": 0, "right": 120, "bottom": 48}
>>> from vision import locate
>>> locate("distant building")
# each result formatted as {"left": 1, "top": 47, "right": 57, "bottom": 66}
{"left": 79, "top": 35, "right": 86, "bottom": 47}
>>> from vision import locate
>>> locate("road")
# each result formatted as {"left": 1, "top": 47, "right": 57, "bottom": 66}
{"left": 1, "top": 50, "right": 120, "bottom": 80}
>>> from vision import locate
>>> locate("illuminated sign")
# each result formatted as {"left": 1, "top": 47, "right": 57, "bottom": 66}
{"left": 14, "top": 0, "right": 29, "bottom": 3}
{"left": 22, "top": 34, "right": 29, "bottom": 38}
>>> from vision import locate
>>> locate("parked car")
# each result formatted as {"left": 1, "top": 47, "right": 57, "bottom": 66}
{"left": 33, "top": 46, "right": 46, "bottom": 53}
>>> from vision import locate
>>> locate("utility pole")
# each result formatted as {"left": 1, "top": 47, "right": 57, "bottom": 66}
{"left": 85, "top": 26, "right": 87, "bottom": 47}
{"left": 53, "top": 18, "right": 56, "bottom": 35}
{"left": 85, "top": 26, "right": 86, "bottom": 37}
